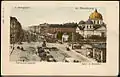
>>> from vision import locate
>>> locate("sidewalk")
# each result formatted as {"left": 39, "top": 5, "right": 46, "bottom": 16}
{"left": 70, "top": 49, "right": 97, "bottom": 63}
{"left": 9, "top": 43, "right": 41, "bottom": 61}
{"left": 48, "top": 43, "right": 95, "bottom": 62}
{"left": 63, "top": 43, "right": 97, "bottom": 62}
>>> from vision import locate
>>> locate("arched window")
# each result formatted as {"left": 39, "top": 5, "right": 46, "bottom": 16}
{"left": 91, "top": 25, "right": 93, "bottom": 28}
{"left": 97, "top": 20, "right": 99, "bottom": 24}
{"left": 96, "top": 20, "right": 97, "bottom": 24}
{"left": 94, "top": 20, "right": 95, "bottom": 24}
{"left": 100, "top": 20, "right": 102, "bottom": 24}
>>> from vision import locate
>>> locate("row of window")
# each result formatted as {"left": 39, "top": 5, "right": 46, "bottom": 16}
{"left": 79, "top": 25, "right": 93, "bottom": 29}
{"left": 86, "top": 25, "right": 93, "bottom": 29}
{"left": 93, "top": 20, "right": 102, "bottom": 24}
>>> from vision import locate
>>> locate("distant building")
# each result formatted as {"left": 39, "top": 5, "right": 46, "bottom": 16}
{"left": 28, "top": 23, "right": 49, "bottom": 35}
{"left": 28, "top": 23, "right": 49, "bottom": 41}
{"left": 28, "top": 25, "right": 41, "bottom": 34}
{"left": 62, "top": 33, "right": 69, "bottom": 42}
{"left": 47, "top": 23, "right": 77, "bottom": 34}
{"left": 76, "top": 9, "right": 106, "bottom": 38}
{"left": 39, "top": 23, "right": 49, "bottom": 35}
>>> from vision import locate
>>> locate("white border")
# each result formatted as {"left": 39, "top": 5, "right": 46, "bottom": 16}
{"left": 1, "top": 1, "right": 119, "bottom": 76}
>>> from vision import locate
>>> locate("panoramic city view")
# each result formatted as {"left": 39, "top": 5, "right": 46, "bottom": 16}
{"left": 10, "top": 7, "right": 106, "bottom": 63}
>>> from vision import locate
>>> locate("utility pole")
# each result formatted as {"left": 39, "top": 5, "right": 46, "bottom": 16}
{"left": 10, "top": 33, "right": 15, "bottom": 56}
{"left": 72, "top": 32, "right": 74, "bottom": 49}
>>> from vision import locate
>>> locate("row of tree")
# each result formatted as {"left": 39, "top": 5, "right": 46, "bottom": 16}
{"left": 56, "top": 32, "right": 106, "bottom": 42}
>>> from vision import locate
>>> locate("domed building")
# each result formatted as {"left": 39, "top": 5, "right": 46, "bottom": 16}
{"left": 84, "top": 19, "right": 94, "bottom": 30}
{"left": 89, "top": 9, "right": 103, "bottom": 24}
{"left": 86, "top": 19, "right": 93, "bottom": 24}
{"left": 76, "top": 9, "right": 106, "bottom": 38}
{"left": 79, "top": 20, "right": 86, "bottom": 24}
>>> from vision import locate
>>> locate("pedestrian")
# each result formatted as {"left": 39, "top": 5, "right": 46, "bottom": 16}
{"left": 87, "top": 51, "right": 90, "bottom": 57}
{"left": 21, "top": 47, "right": 24, "bottom": 51}
{"left": 12, "top": 47, "right": 15, "bottom": 50}
{"left": 17, "top": 46, "right": 20, "bottom": 49}
{"left": 66, "top": 45, "right": 70, "bottom": 51}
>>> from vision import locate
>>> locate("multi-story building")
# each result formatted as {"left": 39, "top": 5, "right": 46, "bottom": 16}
{"left": 28, "top": 25, "right": 40, "bottom": 33}
{"left": 28, "top": 23, "right": 49, "bottom": 35}
{"left": 76, "top": 9, "right": 106, "bottom": 38}
{"left": 47, "top": 23, "right": 77, "bottom": 34}
{"left": 10, "top": 17, "right": 22, "bottom": 44}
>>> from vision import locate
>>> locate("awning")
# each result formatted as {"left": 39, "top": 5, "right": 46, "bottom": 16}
{"left": 92, "top": 43, "right": 106, "bottom": 49}
{"left": 81, "top": 44, "right": 92, "bottom": 49}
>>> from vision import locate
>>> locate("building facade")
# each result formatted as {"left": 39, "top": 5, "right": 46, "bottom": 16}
{"left": 47, "top": 23, "right": 77, "bottom": 34}
{"left": 10, "top": 17, "right": 23, "bottom": 44}
{"left": 76, "top": 9, "right": 106, "bottom": 38}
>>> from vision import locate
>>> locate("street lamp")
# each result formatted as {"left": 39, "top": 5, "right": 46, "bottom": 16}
{"left": 72, "top": 32, "right": 74, "bottom": 49}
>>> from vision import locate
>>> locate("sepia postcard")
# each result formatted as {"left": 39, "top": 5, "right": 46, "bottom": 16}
{"left": 1, "top": 1, "right": 119, "bottom": 76}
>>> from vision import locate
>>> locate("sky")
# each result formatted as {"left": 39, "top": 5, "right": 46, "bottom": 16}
{"left": 11, "top": 6, "right": 105, "bottom": 29}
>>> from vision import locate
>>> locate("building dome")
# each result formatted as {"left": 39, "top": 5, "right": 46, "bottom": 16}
{"left": 79, "top": 20, "right": 85, "bottom": 24}
{"left": 89, "top": 9, "right": 103, "bottom": 20}
{"left": 86, "top": 19, "right": 93, "bottom": 24}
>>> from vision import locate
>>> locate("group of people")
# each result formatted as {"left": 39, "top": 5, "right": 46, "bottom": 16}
{"left": 17, "top": 46, "right": 24, "bottom": 51}
{"left": 66, "top": 44, "right": 71, "bottom": 51}
{"left": 37, "top": 47, "right": 47, "bottom": 61}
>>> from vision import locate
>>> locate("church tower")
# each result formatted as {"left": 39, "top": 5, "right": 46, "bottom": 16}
{"left": 89, "top": 9, "right": 103, "bottom": 25}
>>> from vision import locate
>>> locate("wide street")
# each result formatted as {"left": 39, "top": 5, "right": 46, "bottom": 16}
{"left": 9, "top": 42, "right": 97, "bottom": 62}
{"left": 46, "top": 43, "right": 96, "bottom": 62}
